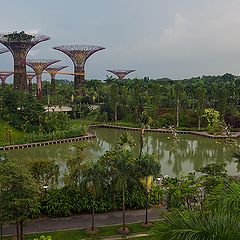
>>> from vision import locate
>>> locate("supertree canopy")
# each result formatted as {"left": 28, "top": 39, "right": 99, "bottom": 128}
{"left": 0, "top": 31, "right": 50, "bottom": 91}
{"left": 107, "top": 70, "right": 136, "bottom": 80}
{"left": 46, "top": 65, "right": 68, "bottom": 95}
{"left": 27, "top": 59, "right": 60, "bottom": 97}
{"left": 0, "top": 72, "right": 13, "bottom": 87}
{"left": 53, "top": 45, "right": 105, "bottom": 92}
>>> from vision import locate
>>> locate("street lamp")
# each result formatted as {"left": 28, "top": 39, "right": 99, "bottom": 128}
{"left": 0, "top": 182, "right": 2, "bottom": 240}
{"left": 43, "top": 185, "right": 48, "bottom": 195}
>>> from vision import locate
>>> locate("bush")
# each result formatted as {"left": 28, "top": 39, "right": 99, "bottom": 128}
{"left": 33, "top": 235, "right": 52, "bottom": 240}
{"left": 40, "top": 185, "right": 163, "bottom": 217}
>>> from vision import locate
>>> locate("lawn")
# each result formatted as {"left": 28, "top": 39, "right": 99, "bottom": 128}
{"left": 3, "top": 221, "right": 161, "bottom": 240}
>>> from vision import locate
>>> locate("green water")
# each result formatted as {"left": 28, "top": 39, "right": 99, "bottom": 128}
{"left": 6, "top": 128, "right": 240, "bottom": 177}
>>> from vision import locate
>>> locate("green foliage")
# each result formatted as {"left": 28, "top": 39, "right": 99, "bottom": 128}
{"left": 116, "top": 132, "right": 136, "bottom": 151}
{"left": 154, "top": 210, "right": 240, "bottom": 240}
{"left": 206, "top": 180, "right": 240, "bottom": 216}
{"left": 198, "top": 162, "right": 227, "bottom": 176}
{"left": 40, "top": 185, "right": 162, "bottom": 217}
{"left": 41, "top": 112, "right": 70, "bottom": 133}
{"left": 33, "top": 235, "right": 52, "bottom": 240}
{"left": 197, "top": 163, "right": 227, "bottom": 192}
{"left": 30, "top": 159, "right": 60, "bottom": 188}
{"left": 64, "top": 143, "right": 88, "bottom": 187}
{"left": 24, "top": 126, "right": 86, "bottom": 144}
{"left": 162, "top": 175, "right": 203, "bottom": 210}
{"left": 203, "top": 108, "right": 220, "bottom": 131}
{"left": 0, "top": 158, "right": 40, "bottom": 230}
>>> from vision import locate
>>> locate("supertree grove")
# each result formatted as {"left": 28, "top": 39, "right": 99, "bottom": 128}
{"left": 27, "top": 59, "right": 60, "bottom": 97}
{"left": 0, "top": 31, "right": 50, "bottom": 91}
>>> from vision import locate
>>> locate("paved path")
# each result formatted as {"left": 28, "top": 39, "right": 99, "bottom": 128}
{"left": 3, "top": 207, "right": 163, "bottom": 236}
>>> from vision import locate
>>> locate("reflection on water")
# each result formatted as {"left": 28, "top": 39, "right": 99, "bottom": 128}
{"left": 6, "top": 128, "right": 240, "bottom": 177}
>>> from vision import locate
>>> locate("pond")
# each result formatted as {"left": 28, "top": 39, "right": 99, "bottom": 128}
{"left": 6, "top": 128, "right": 240, "bottom": 177}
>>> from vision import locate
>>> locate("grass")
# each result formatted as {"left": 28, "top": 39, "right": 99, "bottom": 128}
{"left": 0, "top": 120, "right": 25, "bottom": 146}
{"left": 3, "top": 221, "right": 161, "bottom": 240}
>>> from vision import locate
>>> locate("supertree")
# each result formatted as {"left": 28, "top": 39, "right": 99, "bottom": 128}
{"left": 0, "top": 31, "right": 50, "bottom": 91}
{"left": 53, "top": 45, "right": 105, "bottom": 93}
{"left": 27, "top": 59, "right": 60, "bottom": 97}
{"left": 107, "top": 70, "right": 136, "bottom": 80}
{"left": 26, "top": 72, "right": 36, "bottom": 95}
{"left": 46, "top": 65, "right": 68, "bottom": 95}
{"left": 0, "top": 48, "right": 9, "bottom": 55}
{"left": 0, "top": 72, "right": 13, "bottom": 87}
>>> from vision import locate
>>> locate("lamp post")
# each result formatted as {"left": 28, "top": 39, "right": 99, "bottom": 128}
{"left": 0, "top": 182, "right": 2, "bottom": 240}
{"left": 43, "top": 185, "right": 48, "bottom": 195}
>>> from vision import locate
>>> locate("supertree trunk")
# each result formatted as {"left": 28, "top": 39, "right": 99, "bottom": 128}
{"left": 36, "top": 75, "right": 42, "bottom": 97}
{"left": 28, "top": 80, "right": 33, "bottom": 95}
{"left": 13, "top": 51, "right": 27, "bottom": 90}
{"left": 50, "top": 73, "right": 56, "bottom": 95}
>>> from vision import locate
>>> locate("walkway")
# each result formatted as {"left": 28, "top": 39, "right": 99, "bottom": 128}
{"left": 89, "top": 124, "right": 240, "bottom": 139}
{"left": 3, "top": 207, "right": 163, "bottom": 236}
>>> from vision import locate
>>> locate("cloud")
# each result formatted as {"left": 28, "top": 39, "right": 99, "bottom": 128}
{"left": 28, "top": 50, "right": 40, "bottom": 57}
{"left": 26, "top": 29, "right": 40, "bottom": 35}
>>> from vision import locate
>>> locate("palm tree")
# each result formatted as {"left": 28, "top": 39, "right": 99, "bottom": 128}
{"left": 154, "top": 210, "right": 240, "bottom": 240}
{"left": 116, "top": 132, "right": 135, "bottom": 151}
{"left": 137, "top": 154, "right": 161, "bottom": 225}
{"left": 112, "top": 151, "right": 138, "bottom": 232}
{"left": 206, "top": 180, "right": 240, "bottom": 216}
{"left": 81, "top": 162, "right": 106, "bottom": 231}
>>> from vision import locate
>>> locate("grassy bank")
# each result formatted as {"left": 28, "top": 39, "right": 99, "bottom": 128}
{"left": 0, "top": 120, "right": 25, "bottom": 146}
{"left": 0, "top": 120, "right": 87, "bottom": 147}
{"left": 3, "top": 221, "right": 161, "bottom": 240}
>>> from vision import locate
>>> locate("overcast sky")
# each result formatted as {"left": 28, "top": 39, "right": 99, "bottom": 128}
{"left": 0, "top": 0, "right": 240, "bottom": 81}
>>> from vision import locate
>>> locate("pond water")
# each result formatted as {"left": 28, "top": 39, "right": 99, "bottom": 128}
{"left": 6, "top": 128, "right": 240, "bottom": 177}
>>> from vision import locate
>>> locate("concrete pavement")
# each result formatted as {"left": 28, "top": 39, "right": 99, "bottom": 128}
{"left": 3, "top": 207, "right": 163, "bottom": 236}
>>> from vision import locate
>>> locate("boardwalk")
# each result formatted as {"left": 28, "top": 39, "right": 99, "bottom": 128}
{"left": 89, "top": 124, "right": 240, "bottom": 139}
{"left": 0, "top": 133, "right": 96, "bottom": 151}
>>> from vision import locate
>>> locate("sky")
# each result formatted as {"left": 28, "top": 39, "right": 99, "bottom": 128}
{"left": 1, "top": 0, "right": 240, "bottom": 81}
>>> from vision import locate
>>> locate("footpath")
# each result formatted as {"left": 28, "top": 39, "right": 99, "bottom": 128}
{"left": 3, "top": 207, "right": 163, "bottom": 236}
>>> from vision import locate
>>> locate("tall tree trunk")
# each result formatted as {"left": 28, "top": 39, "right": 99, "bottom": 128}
{"left": 0, "top": 183, "right": 2, "bottom": 240}
{"left": 91, "top": 195, "right": 95, "bottom": 231}
{"left": 198, "top": 116, "right": 201, "bottom": 130}
{"left": 16, "top": 222, "right": 20, "bottom": 240}
{"left": 145, "top": 177, "right": 149, "bottom": 225}
{"left": 176, "top": 99, "right": 180, "bottom": 128}
{"left": 122, "top": 187, "right": 126, "bottom": 230}
{"left": 114, "top": 103, "right": 118, "bottom": 122}
{"left": 20, "top": 220, "right": 23, "bottom": 240}
{"left": 139, "top": 128, "right": 145, "bottom": 157}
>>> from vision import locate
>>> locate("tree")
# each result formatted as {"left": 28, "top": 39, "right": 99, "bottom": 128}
{"left": 29, "top": 159, "right": 60, "bottom": 189}
{"left": 206, "top": 180, "right": 240, "bottom": 216}
{"left": 116, "top": 132, "right": 135, "bottom": 151}
{"left": 173, "top": 81, "right": 185, "bottom": 128}
{"left": 137, "top": 154, "right": 161, "bottom": 224}
{"left": 0, "top": 159, "right": 39, "bottom": 240}
{"left": 64, "top": 143, "right": 88, "bottom": 188}
{"left": 81, "top": 162, "right": 106, "bottom": 231}
{"left": 195, "top": 80, "right": 206, "bottom": 129}
{"left": 154, "top": 210, "right": 240, "bottom": 240}
{"left": 112, "top": 151, "right": 138, "bottom": 232}
{"left": 203, "top": 108, "right": 220, "bottom": 130}
{"left": 109, "top": 83, "right": 119, "bottom": 121}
